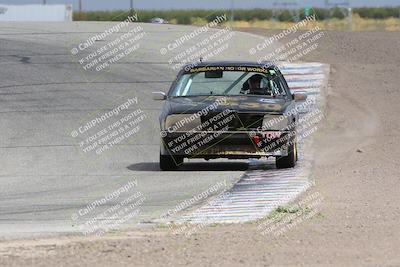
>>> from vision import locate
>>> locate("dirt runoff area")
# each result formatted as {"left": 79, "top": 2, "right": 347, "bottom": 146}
{"left": 1, "top": 30, "right": 400, "bottom": 267}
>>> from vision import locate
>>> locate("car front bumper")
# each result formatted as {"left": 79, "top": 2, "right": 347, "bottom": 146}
{"left": 161, "top": 130, "right": 295, "bottom": 159}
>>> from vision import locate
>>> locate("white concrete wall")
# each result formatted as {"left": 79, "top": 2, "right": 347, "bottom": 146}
{"left": 0, "top": 4, "right": 73, "bottom": 22}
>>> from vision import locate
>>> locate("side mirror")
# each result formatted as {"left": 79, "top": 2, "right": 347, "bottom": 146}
{"left": 152, "top": 91, "right": 167, "bottom": 100}
{"left": 293, "top": 93, "right": 307, "bottom": 102}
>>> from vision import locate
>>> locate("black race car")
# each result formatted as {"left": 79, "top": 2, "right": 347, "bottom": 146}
{"left": 153, "top": 61, "right": 307, "bottom": 170}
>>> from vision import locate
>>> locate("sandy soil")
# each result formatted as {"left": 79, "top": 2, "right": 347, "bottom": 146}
{"left": 1, "top": 30, "right": 400, "bottom": 266}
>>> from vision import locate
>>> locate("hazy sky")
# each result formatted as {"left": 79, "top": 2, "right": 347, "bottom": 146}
{"left": 0, "top": 0, "right": 399, "bottom": 10}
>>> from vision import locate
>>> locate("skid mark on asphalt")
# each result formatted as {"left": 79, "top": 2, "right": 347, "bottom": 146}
{"left": 172, "top": 62, "right": 329, "bottom": 224}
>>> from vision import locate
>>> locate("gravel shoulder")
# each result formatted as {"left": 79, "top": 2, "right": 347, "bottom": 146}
{"left": 1, "top": 29, "right": 400, "bottom": 266}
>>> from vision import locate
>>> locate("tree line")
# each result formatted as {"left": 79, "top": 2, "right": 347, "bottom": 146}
{"left": 74, "top": 7, "right": 400, "bottom": 23}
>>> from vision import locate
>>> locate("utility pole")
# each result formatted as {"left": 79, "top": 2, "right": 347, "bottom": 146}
{"left": 272, "top": 0, "right": 299, "bottom": 23}
{"left": 130, "top": 0, "right": 134, "bottom": 17}
{"left": 325, "top": 0, "right": 351, "bottom": 31}
{"left": 230, "top": 0, "right": 234, "bottom": 22}
{"left": 348, "top": 7, "right": 352, "bottom": 31}
{"left": 79, "top": 0, "right": 82, "bottom": 20}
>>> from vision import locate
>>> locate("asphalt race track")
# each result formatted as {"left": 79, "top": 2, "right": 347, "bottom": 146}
{"left": 0, "top": 22, "right": 277, "bottom": 238}
{"left": 0, "top": 22, "right": 327, "bottom": 239}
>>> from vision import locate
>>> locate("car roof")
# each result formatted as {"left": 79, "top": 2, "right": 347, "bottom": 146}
{"left": 182, "top": 60, "right": 279, "bottom": 70}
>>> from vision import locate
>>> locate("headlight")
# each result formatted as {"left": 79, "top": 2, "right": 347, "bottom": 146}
{"left": 165, "top": 114, "right": 201, "bottom": 132}
{"left": 262, "top": 114, "right": 289, "bottom": 131}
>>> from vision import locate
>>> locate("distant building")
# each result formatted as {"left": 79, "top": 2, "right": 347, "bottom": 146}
{"left": 0, "top": 4, "right": 73, "bottom": 22}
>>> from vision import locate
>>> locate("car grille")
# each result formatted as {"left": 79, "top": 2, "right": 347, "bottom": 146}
{"left": 201, "top": 112, "right": 264, "bottom": 131}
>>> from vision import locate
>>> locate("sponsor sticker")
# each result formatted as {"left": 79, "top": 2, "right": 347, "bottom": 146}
{"left": 186, "top": 66, "right": 270, "bottom": 74}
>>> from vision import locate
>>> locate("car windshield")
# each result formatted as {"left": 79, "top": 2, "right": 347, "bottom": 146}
{"left": 169, "top": 69, "right": 287, "bottom": 97}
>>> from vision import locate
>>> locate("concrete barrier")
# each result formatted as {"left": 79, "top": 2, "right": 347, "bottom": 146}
{"left": 0, "top": 4, "right": 73, "bottom": 22}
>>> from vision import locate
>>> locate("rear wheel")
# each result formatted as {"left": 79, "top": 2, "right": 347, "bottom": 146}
{"left": 160, "top": 154, "right": 183, "bottom": 171}
{"left": 276, "top": 142, "right": 297, "bottom": 169}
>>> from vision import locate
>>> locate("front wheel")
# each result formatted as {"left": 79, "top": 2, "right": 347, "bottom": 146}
{"left": 160, "top": 154, "right": 183, "bottom": 171}
{"left": 276, "top": 142, "right": 297, "bottom": 169}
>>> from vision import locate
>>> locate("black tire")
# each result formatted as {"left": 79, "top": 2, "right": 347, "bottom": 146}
{"left": 160, "top": 154, "right": 183, "bottom": 171}
{"left": 276, "top": 142, "right": 297, "bottom": 169}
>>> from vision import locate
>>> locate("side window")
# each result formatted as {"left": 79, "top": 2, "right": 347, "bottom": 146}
{"left": 276, "top": 78, "right": 287, "bottom": 95}
{"left": 268, "top": 77, "right": 286, "bottom": 96}
{"left": 278, "top": 72, "right": 291, "bottom": 94}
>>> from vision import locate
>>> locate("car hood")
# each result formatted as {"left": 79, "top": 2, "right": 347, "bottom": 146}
{"left": 164, "top": 95, "right": 290, "bottom": 115}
